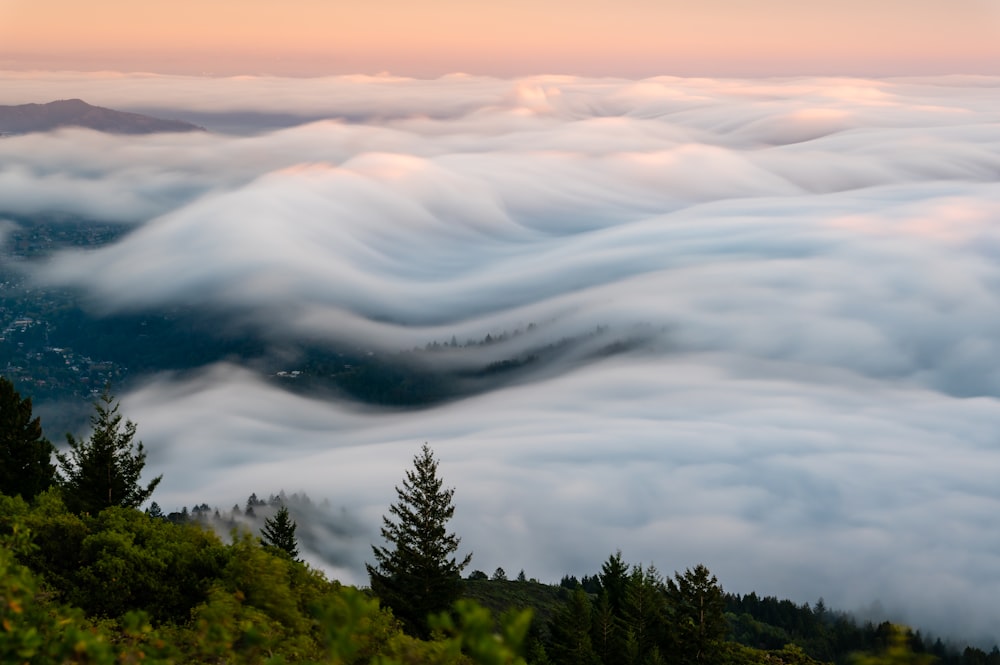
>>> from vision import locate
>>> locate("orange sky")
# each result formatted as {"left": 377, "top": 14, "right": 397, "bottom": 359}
{"left": 1, "top": 0, "right": 998, "bottom": 77}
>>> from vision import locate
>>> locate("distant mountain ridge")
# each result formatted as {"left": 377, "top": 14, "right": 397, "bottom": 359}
{"left": 0, "top": 99, "right": 204, "bottom": 134}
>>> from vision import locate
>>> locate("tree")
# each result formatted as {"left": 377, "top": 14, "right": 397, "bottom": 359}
{"left": 548, "top": 587, "right": 600, "bottom": 665}
{"left": 851, "top": 624, "right": 935, "bottom": 665}
{"left": 260, "top": 505, "right": 299, "bottom": 559}
{"left": 666, "top": 564, "right": 727, "bottom": 665}
{"left": 0, "top": 377, "right": 55, "bottom": 500}
{"left": 596, "top": 550, "right": 629, "bottom": 665}
{"left": 600, "top": 550, "right": 629, "bottom": 616}
{"left": 366, "top": 443, "right": 472, "bottom": 637}
{"left": 623, "top": 563, "right": 666, "bottom": 664}
{"left": 56, "top": 388, "right": 161, "bottom": 514}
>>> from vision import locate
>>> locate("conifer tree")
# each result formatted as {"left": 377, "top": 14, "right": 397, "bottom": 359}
{"left": 366, "top": 443, "right": 472, "bottom": 637}
{"left": 549, "top": 587, "right": 601, "bottom": 665}
{"left": 261, "top": 505, "right": 299, "bottom": 559}
{"left": 56, "top": 388, "right": 161, "bottom": 514}
{"left": 595, "top": 550, "right": 629, "bottom": 664}
{"left": 624, "top": 563, "right": 666, "bottom": 663}
{"left": 666, "top": 564, "right": 727, "bottom": 665}
{"left": 0, "top": 377, "right": 55, "bottom": 500}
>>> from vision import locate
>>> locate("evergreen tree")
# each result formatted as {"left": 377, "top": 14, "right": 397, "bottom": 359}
{"left": 597, "top": 550, "right": 629, "bottom": 665}
{"left": 56, "top": 388, "right": 161, "bottom": 514}
{"left": 260, "top": 505, "right": 299, "bottom": 559}
{"left": 591, "top": 590, "right": 618, "bottom": 665}
{"left": 623, "top": 563, "right": 666, "bottom": 664}
{"left": 366, "top": 443, "right": 472, "bottom": 637}
{"left": 559, "top": 575, "right": 580, "bottom": 589}
{"left": 666, "top": 564, "right": 727, "bottom": 665}
{"left": 600, "top": 550, "right": 629, "bottom": 616}
{"left": 549, "top": 587, "right": 600, "bottom": 665}
{"left": 0, "top": 377, "right": 55, "bottom": 500}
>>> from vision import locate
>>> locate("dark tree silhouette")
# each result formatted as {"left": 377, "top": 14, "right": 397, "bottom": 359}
{"left": 0, "top": 377, "right": 55, "bottom": 500}
{"left": 667, "top": 564, "right": 727, "bottom": 665}
{"left": 260, "top": 505, "right": 299, "bottom": 559}
{"left": 549, "top": 587, "right": 601, "bottom": 665}
{"left": 56, "top": 388, "right": 161, "bottom": 514}
{"left": 366, "top": 443, "right": 471, "bottom": 637}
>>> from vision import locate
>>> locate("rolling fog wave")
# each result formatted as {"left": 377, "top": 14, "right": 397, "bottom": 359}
{"left": 4, "top": 72, "right": 1000, "bottom": 644}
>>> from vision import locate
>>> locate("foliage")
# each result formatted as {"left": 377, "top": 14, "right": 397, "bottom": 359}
{"left": 72, "top": 506, "right": 229, "bottom": 622}
{"left": 461, "top": 577, "right": 566, "bottom": 632}
{"left": 367, "top": 443, "right": 472, "bottom": 637}
{"left": 0, "top": 375, "right": 55, "bottom": 501}
{"left": 623, "top": 563, "right": 667, "bottom": 664}
{"left": 0, "top": 520, "right": 172, "bottom": 665}
{"left": 429, "top": 599, "right": 532, "bottom": 665}
{"left": 56, "top": 387, "right": 162, "bottom": 514}
{"left": 548, "top": 587, "right": 600, "bottom": 665}
{"left": 850, "top": 624, "right": 936, "bottom": 665}
{"left": 261, "top": 504, "right": 300, "bottom": 559}
{"left": 7, "top": 492, "right": 227, "bottom": 624}
{"left": 667, "top": 564, "right": 728, "bottom": 665}
{"left": 6, "top": 382, "right": 1000, "bottom": 665}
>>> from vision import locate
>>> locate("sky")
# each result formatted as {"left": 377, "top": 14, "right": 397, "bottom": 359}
{"left": 3, "top": 0, "right": 1000, "bottom": 650}
{"left": 2, "top": 0, "right": 1000, "bottom": 77}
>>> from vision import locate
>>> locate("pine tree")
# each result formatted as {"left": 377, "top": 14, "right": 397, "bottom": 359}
{"left": 666, "top": 564, "right": 727, "bottom": 665}
{"left": 260, "top": 505, "right": 299, "bottom": 559}
{"left": 623, "top": 563, "right": 666, "bottom": 663}
{"left": 0, "top": 377, "right": 55, "bottom": 500}
{"left": 56, "top": 388, "right": 161, "bottom": 514}
{"left": 366, "top": 443, "right": 472, "bottom": 637}
{"left": 600, "top": 550, "right": 629, "bottom": 616}
{"left": 549, "top": 587, "right": 600, "bottom": 665}
{"left": 596, "top": 550, "right": 629, "bottom": 665}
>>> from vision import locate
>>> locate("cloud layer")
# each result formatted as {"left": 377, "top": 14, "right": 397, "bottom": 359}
{"left": 4, "top": 72, "right": 1000, "bottom": 644}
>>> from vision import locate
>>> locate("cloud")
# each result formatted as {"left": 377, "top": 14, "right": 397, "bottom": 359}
{"left": 6, "top": 71, "right": 1000, "bottom": 644}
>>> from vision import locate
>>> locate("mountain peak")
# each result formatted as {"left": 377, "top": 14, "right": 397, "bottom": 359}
{"left": 0, "top": 99, "right": 205, "bottom": 135}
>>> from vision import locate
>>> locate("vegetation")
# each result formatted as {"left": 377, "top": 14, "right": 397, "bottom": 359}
{"left": 0, "top": 376, "right": 55, "bottom": 501}
{"left": 261, "top": 504, "right": 300, "bottom": 559}
{"left": 3, "top": 378, "right": 1000, "bottom": 664}
{"left": 55, "top": 387, "right": 162, "bottom": 514}
{"left": 367, "top": 443, "right": 473, "bottom": 637}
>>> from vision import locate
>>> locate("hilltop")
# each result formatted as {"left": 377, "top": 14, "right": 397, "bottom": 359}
{"left": 0, "top": 98, "right": 204, "bottom": 134}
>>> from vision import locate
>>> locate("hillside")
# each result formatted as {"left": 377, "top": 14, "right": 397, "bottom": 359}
{"left": 0, "top": 99, "right": 204, "bottom": 134}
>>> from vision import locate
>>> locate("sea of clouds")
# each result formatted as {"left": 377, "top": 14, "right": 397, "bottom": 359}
{"left": 3, "top": 71, "right": 1000, "bottom": 643}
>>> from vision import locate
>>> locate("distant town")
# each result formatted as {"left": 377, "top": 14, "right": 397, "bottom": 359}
{"left": 0, "top": 220, "right": 130, "bottom": 402}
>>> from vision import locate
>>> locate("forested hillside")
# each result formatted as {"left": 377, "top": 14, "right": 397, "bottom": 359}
{"left": 2, "top": 376, "right": 998, "bottom": 664}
